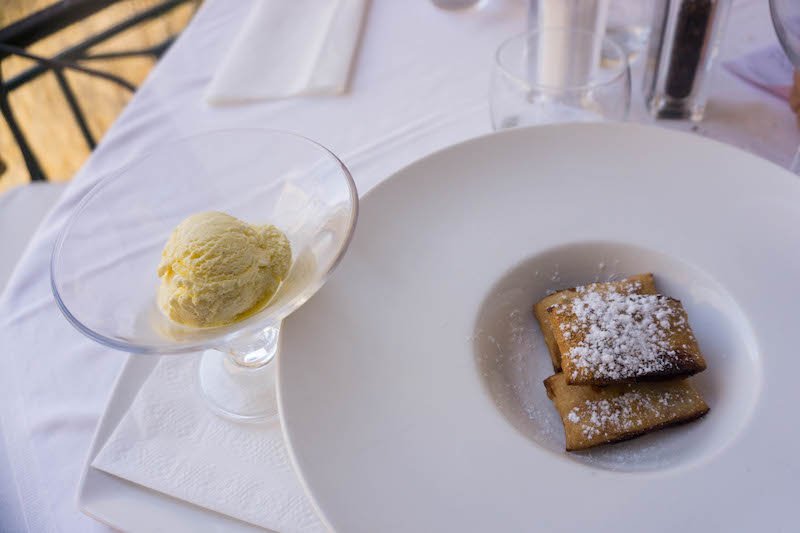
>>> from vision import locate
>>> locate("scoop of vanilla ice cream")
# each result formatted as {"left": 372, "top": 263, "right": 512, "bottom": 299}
{"left": 157, "top": 211, "right": 291, "bottom": 327}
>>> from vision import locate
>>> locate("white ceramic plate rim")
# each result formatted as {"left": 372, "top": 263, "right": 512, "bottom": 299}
{"left": 276, "top": 122, "right": 800, "bottom": 532}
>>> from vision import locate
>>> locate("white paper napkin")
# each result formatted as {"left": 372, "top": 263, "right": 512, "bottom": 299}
{"left": 206, "top": 0, "right": 369, "bottom": 104}
{"left": 92, "top": 355, "right": 325, "bottom": 533}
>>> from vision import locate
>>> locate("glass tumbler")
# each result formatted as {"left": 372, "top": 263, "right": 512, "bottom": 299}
{"left": 490, "top": 28, "right": 631, "bottom": 130}
{"left": 607, "top": 0, "right": 655, "bottom": 62}
{"left": 770, "top": 0, "right": 800, "bottom": 174}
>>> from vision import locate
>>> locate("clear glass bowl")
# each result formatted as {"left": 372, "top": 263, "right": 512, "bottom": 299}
{"left": 51, "top": 129, "right": 358, "bottom": 421}
{"left": 770, "top": 0, "right": 800, "bottom": 174}
{"left": 490, "top": 28, "right": 631, "bottom": 130}
{"left": 770, "top": 0, "right": 800, "bottom": 68}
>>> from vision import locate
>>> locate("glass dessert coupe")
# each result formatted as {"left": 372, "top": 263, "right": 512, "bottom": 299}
{"left": 51, "top": 129, "right": 358, "bottom": 422}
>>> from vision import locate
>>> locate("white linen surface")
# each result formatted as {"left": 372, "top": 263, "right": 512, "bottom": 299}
{"left": 0, "top": 0, "right": 796, "bottom": 531}
{"left": 206, "top": 0, "right": 369, "bottom": 104}
{"left": 0, "top": 183, "right": 66, "bottom": 292}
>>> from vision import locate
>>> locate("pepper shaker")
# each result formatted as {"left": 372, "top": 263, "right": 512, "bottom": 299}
{"left": 643, "top": 0, "right": 732, "bottom": 121}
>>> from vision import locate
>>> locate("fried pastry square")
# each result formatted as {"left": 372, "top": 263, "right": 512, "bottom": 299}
{"left": 532, "top": 273, "right": 657, "bottom": 372}
{"left": 544, "top": 372, "right": 709, "bottom": 451}
{"left": 549, "top": 289, "right": 706, "bottom": 385}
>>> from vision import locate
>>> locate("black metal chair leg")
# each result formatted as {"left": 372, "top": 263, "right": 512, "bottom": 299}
{"left": 54, "top": 68, "right": 96, "bottom": 151}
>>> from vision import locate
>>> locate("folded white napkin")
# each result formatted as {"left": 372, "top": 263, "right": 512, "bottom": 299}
{"left": 92, "top": 355, "right": 324, "bottom": 533}
{"left": 206, "top": 0, "right": 369, "bottom": 104}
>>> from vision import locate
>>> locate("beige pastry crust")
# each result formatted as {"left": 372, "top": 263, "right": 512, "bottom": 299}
{"left": 549, "top": 291, "right": 706, "bottom": 386}
{"left": 544, "top": 372, "right": 709, "bottom": 451}
{"left": 532, "top": 273, "right": 657, "bottom": 372}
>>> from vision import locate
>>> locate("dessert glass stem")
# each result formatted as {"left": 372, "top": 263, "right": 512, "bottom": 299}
{"left": 197, "top": 325, "right": 281, "bottom": 423}
{"left": 226, "top": 326, "right": 280, "bottom": 368}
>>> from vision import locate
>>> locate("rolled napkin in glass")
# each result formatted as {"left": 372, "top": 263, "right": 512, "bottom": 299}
{"left": 92, "top": 355, "right": 325, "bottom": 533}
{"left": 530, "top": 0, "right": 609, "bottom": 87}
{"left": 206, "top": 0, "right": 369, "bottom": 104}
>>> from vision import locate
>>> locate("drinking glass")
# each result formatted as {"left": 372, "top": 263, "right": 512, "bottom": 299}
{"left": 770, "top": 0, "right": 800, "bottom": 173}
{"left": 606, "top": 0, "right": 654, "bottom": 62}
{"left": 490, "top": 28, "right": 631, "bottom": 130}
{"left": 431, "top": 0, "right": 485, "bottom": 10}
{"left": 51, "top": 129, "right": 358, "bottom": 422}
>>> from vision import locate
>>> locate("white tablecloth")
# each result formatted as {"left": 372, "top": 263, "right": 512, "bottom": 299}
{"left": 0, "top": 0, "right": 796, "bottom": 531}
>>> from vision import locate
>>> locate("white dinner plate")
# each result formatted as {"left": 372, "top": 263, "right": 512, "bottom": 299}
{"left": 278, "top": 123, "right": 800, "bottom": 532}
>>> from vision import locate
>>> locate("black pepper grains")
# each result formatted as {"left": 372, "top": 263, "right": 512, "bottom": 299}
{"left": 643, "top": 0, "right": 731, "bottom": 120}
{"left": 665, "top": 0, "right": 715, "bottom": 99}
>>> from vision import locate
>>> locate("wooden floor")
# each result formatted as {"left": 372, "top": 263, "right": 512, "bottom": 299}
{"left": 0, "top": 0, "right": 197, "bottom": 194}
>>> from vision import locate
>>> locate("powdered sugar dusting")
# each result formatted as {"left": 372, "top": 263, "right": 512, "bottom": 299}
{"left": 566, "top": 390, "right": 693, "bottom": 440}
{"left": 473, "top": 251, "right": 724, "bottom": 472}
{"left": 474, "top": 287, "right": 563, "bottom": 450}
{"left": 556, "top": 288, "right": 691, "bottom": 381}
{"left": 550, "top": 264, "right": 560, "bottom": 282}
